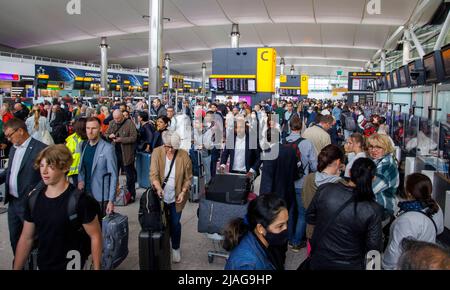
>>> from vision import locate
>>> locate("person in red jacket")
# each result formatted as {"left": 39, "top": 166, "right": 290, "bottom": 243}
{"left": 1, "top": 103, "right": 14, "bottom": 123}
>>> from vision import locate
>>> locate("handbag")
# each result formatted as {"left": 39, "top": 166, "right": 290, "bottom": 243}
{"left": 297, "top": 195, "right": 355, "bottom": 270}
{"left": 41, "top": 130, "right": 54, "bottom": 145}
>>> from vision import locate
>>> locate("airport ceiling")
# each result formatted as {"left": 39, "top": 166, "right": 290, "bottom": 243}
{"left": 0, "top": 0, "right": 443, "bottom": 78}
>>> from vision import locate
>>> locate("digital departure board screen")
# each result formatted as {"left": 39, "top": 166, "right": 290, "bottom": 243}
{"left": 36, "top": 78, "right": 48, "bottom": 89}
{"left": 209, "top": 78, "right": 256, "bottom": 93}
{"left": 423, "top": 51, "right": 438, "bottom": 83}
{"left": 392, "top": 69, "right": 399, "bottom": 89}
{"left": 407, "top": 59, "right": 425, "bottom": 86}
{"left": 443, "top": 44, "right": 450, "bottom": 78}
{"left": 398, "top": 65, "right": 410, "bottom": 87}
{"left": 385, "top": 72, "right": 391, "bottom": 90}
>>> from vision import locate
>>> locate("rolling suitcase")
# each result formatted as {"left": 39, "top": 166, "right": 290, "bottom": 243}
{"left": 136, "top": 152, "right": 151, "bottom": 188}
{"left": 101, "top": 173, "right": 129, "bottom": 270}
{"left": 189, "top": 148, "right": 205, "bottom": 177}
{"left": 206, "top": 174, "right": 251, "bottom": 205}
{"left": 190, "top": 176, "right": 205, "bottom": 202}
{"left": 102, "top": 213, "right": 129, "bottom": 270}
{"left": 197, "top": 198, "right": 248, "bottom": 234}
{"left": 138, "top": 230, "right": 171, "bottom": 270}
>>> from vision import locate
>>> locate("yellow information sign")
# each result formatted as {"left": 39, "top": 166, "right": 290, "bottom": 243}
{"left": 301, "top": 75, "right": 309, "bottom": 95}
{"left": 257, "top": 48, "right": 276, "bottom": 93}
{"left": 280, "top": 74, "right": 287, "bottom": 83}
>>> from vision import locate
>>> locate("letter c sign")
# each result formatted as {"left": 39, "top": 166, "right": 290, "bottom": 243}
{"left": 260, "top": 51, "right": 268, "bottom": 61}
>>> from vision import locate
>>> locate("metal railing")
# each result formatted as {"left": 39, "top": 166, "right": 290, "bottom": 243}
{"left": 0, "top": 51, "right": 146, "bottom": 74}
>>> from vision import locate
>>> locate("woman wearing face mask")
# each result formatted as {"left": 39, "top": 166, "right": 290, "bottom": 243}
{"left": 223, "top": 194, "right": 289, "bottom": 270}
{"left": 302, "top": 145, "right": 344, "bottom": 253}
{"left": 306, "top": 158, "right": 383, "bottom": 270}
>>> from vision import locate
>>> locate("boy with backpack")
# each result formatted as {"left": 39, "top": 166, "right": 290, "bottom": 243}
{"left": 283, "top": 116, "right": 317, "bottom": 252}
{"left": 13, "top": 145, "right": 102, "bottom": 270}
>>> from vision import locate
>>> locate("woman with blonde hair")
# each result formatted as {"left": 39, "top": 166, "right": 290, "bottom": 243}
{"left": 25, "top": 105, "right": 53, "bottom": 145}
{"left": 98, "top": 106, "right": 110, "bottom": 134}
{"left": 367, "top": 133, "right": 399, "bottom": 219}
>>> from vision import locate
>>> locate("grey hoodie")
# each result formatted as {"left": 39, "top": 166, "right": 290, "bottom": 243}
{"left": 314, "top": 171, "right": 341, "bottom": 187}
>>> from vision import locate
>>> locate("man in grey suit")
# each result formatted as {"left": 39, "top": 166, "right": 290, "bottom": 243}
{"left": 78, "top": 117, "right": 118, "bottom": 216}
{"left": 0, "top": 118, "right": 47, "bottom": 254}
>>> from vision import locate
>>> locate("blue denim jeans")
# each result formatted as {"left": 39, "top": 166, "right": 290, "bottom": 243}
{"left": 166, "top": 202, "right": 182, "bottom": 250}
{"left": 288, "top": 188, "right": 306, "bottom": 246}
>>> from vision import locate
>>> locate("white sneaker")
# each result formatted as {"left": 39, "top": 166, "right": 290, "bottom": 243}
{"left": 172, "top": 249, "right": 181, "bottom": 263}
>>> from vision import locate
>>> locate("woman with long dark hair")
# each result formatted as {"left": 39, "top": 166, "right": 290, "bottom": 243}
{"left": 382, "top": 173, "right": 444, "bottom": 269}
{"left": 224, "top": 194, "right": 289, "bottom": 270}
{"left": 302, "top": 144, "right": 344, "bottom": 247}
{"left": 305, "top": 158, "right": 383, "bottom": 269}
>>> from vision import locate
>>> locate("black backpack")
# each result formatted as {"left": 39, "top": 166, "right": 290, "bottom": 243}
{"left": 138, "top": 187, "right": 167, "bottom": 232}
{"left": 28, "top": 182, "right": 92, "bottom": 260}
{"left": 282, "top": 137, "right": 306, "bottom": 180}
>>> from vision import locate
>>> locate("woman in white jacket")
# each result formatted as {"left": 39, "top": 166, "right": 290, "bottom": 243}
{"left": 382, "top": 173, "right": 444, "bottom": 269}
{"left": 25, "top": 105, "right": 53, "bottom": 145}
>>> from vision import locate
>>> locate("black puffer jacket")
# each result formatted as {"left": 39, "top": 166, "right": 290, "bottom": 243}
{"left": 306, "top": 181, "right": 383, "bottom": 270}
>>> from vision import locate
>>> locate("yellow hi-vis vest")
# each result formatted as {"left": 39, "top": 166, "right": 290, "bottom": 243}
{"left": 66, "top": 133, "right": 84, "bottom": 176}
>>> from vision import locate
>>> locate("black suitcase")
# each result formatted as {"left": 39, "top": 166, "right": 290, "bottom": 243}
{"left": 138, "top": 230, "right": 171, "bottom": 270}
{"left": 197, "top": 198, "right": 248, "bottom": 234}
{"left": 206, "top": 174, "right": 251, "bottom": 204}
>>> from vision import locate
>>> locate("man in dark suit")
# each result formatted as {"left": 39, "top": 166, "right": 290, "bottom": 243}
{"left": 219, "top": 115, "right": 260, "bottom": 177}
{"left": 0, "top": 118, "right": 47, "bottom": 254}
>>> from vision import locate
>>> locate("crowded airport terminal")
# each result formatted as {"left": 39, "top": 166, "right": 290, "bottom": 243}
{"left": 0, "top": 0, "right": 449, "bottom": 272}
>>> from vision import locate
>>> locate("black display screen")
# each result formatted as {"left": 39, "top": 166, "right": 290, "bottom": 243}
{"left": 36, "top": 78, "right": 48, "bottom": 89}
{"left": 423, "top": 52, "right": 438, "bottom": 83}
{"left": 443, "top": 44, "right": 450, "bottom": 78}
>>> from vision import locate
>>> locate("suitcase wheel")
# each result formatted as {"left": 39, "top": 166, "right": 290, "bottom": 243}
{"left": 208, "top": 254, "right": 214, "bottom": 264}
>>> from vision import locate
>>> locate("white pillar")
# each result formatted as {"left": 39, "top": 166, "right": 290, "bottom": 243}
{"left": 201, "top": 63, "right": 207, "bottom": 95}
{"left": 231, "top": 24, "right": 240, "bottom": 48}
{"left": 100, "top": 37, "right": 108, "bottom": 96}
{"left": 280, "top": 58, "right": 285, "bottom": 75}
{"left": 164, "top": 53, "right": 171, "bottom": 89}
{"left": 380, "top": 50, "right": 386, "bottom": 72}
{"left": 149, "top": 0, "right": 163, "bottom": 96}
{"left": 403, "top": 31, "right": 411, "bottom": 65}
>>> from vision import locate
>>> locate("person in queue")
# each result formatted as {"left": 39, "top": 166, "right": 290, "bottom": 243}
{"left": 305, "top": 158, "right": 383, "bottom": 270}
{"left": 382, "top": 173, "right": 444, "bottom": 269}
{"left": 150, "top": 131, "right": 192, "bottom": 263}
{"left": 223, "top": 194, "right": 289, "bottom": 270}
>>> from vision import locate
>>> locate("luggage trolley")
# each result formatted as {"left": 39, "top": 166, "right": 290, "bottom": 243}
{"left": 197, "top": 173, "right": 255, "bottom": 264}
{"left": 206, "top": 233, "right": 229, "bottom": 264}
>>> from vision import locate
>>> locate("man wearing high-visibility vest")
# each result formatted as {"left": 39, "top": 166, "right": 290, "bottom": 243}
{"left": 65, "top": 118, "right": 88, "bottom": 185}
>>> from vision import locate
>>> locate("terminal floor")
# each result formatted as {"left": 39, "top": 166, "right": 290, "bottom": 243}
{"left": 0, "top": 180, "right": 306, "bottom": 270}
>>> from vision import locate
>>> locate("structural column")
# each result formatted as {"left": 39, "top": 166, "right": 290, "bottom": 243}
{"left": 380, "top": 50, "right": 386, "bottom": 72}
{"left": 100, "top": 37, "right": 109, "bottom": 96}
{"left": 149, "top": 0, "right": 163, "bottom": 96}
{"left": 164, "top": 53, "right": 171, "bottom": 89}
{"left": 280, "top": 58, "right": 285, "bottom": 75}
{"left": 403, "top": 30, "right": 411, "bottom": 65}
{"left": 201, "top": 63, "right": 207, "bottom": 95}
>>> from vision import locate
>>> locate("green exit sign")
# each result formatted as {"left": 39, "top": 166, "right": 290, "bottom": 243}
{"left": 337, "top": 70, "right": 343, "bottom": 76}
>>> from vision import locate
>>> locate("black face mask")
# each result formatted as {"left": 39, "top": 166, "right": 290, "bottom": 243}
{"left": 264, "top": 229, "right": 288, "bottom": 246}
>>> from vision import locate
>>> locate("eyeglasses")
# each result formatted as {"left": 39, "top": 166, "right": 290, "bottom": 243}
{"left": 368, "top": 145, "right": 383, "bottom": 150}
{"left": 5, "top": 128, "right": 18, "bottom": 139}
{"left": 163, "top": 145, "right": 173, "bottom": 149}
